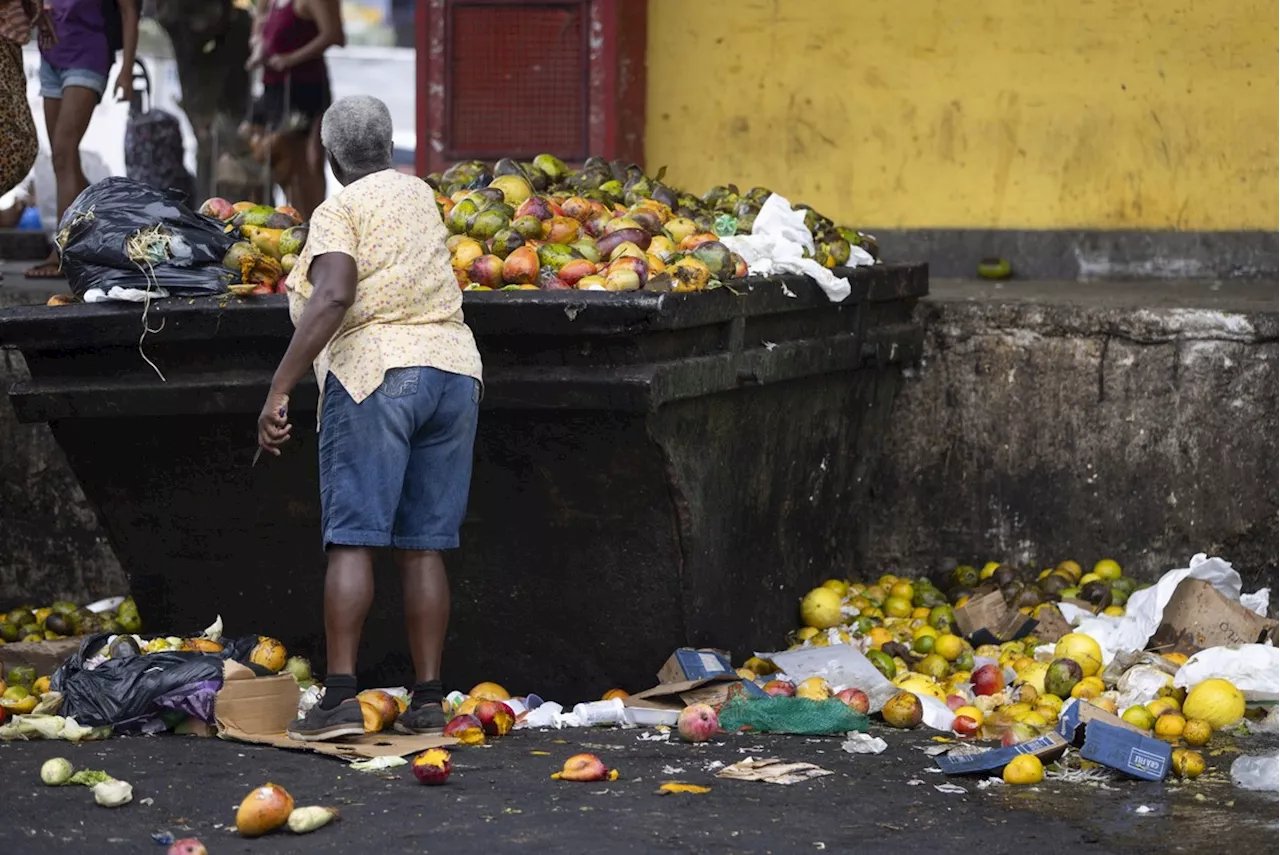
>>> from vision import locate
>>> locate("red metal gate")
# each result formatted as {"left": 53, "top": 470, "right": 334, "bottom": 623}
{"left": 415, "top": 0, "right": 646, "bottom": 175}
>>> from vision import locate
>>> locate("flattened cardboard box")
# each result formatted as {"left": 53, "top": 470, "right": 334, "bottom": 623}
{"left": 935, "top": 731, "right": 1069, "bottom": 775}
{"left": 1149, "top": 579, "right": 1278, "bottom": 655}
{"left": 625, "top": 676, "right": 766, "bottom": 711}
{"left": 658, "top": 648, "right": 736, "bottom": 684}
{"left": 954, "top": 591, "right": 1035, "bottom": 645}
{"left": 200, "top": 662, "right": 454, "bottom": 760}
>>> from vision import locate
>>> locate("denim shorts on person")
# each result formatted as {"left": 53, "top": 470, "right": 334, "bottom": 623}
{"left": 319, "top": 366, "right": 480, "bottom": 551}
{"left": 38, "top": 60, "right": 107, "bottom": 99}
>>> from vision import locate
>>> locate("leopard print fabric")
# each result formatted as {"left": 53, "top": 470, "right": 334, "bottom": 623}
{"left": 0, "top": 1, "right": 37, "bottom": 196}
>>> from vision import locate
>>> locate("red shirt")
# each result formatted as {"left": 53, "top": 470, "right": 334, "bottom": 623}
{"left": 262, "top": 0, "right": 327, "bottom": 85}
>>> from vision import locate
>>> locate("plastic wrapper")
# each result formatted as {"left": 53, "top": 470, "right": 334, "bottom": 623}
{"left": 50, "top": 632, "right": 262, "bottom": 730}
{"left": 1230, "top": 754, "right": 1279, "bottom": 791}
{"left": 1173, "top": 644, "right": 1280, "bottom": 701}
{"left": 56, "top": 177, "right": 237, "bottom": 299}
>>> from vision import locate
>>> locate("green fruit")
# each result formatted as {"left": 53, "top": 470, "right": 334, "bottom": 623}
{"left": 912, "top": 635, "right": 936, "bottom": 655}
{"left": 511, "top": 215, "right": 543, "bottom": 240}
{"left": 951, "top": 565, "right": 979, "bottom": 589}
{"left": 978, "top": 257, "right": 1012, "bottom": 280}
{"left": 1110, "top": 588, "right": 1130, "bottom": 607}
{"left": 278, "top": 226, "right": 308, "bottom": 257}
{"left": 19, "top": 622, "right": 40, "bottom": 638}
{"left": 43, "top": 613, "right": 73, "bottom": 637}
{"left": 0, "top": 622, "right": 18, "bottom": 643}
{"left": 928, "top": 605, "right": 955, "bottom": 632}
{"left": 532, "top": 153, "right": 568, "bottom": 181}
{"left": 866, "top": 649, "right": 897, "bottom": 681}
{"left": 50, "top": 601, "right": 78, "bottom": 616}
{"left": 467, "top": 208, "right": 510, "bottom": 241}
{"left": 108, "top": 636, "right": 141, "bottom": 660}
{"left": 116, "top": 597, "right": 142, "bottom": 633}
{"left": 954, "top": 650, "right": 975, "bottom": 673}
{"left": 1045, "top": 657, "right": 1084, "bottom": 698}
{"left": 914, "top": 653, "right": 951, "bottom": 680}
{"left": 239, "top": 205, "right": 277, "bottom": 227}
{"left": 2, "top": 684, "right": 29, "bottom": 701}
{"left": 536, "top": 243, "right": 576, "bottom": 271}
{"left": 6, "top": 609, "right": 31, "bottom": 627}
{"left": 7, "top": 664, "right": 35, "bottom": 687}
{"left": 446, "top": 199, "right": 479, "bottom": 235}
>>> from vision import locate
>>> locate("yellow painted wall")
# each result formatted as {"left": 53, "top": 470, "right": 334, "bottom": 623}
{"left": 645, "top": 0, "right": 1278, "bottom": 230}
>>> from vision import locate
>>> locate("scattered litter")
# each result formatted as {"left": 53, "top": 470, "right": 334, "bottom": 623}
{"left": 704, "top": 760, "right": 725, "bottom": 772}
{"left": 661, "top": 765, "right": 686, "bottom": 775}
{"left": 920, "top": 744, "right": 953, "bottom": 757}
{"left": 139, "top": 797, "right": 154, "bottom": 806}
{"left": 716, "top": 757, "right": 833, "bottom": 785}
{"left": 636, "top": 731, "right": 670, "bottom": 743}
{"left": 348, "top": 756, "right": 407, "bottom": 773}
{"left": 151, "top": 831, "right": 174, "bottom": 845}
{"left": 841, "top": 733, "right": 888, "bottom": 754}
{"left": 906, "top": 779, "right": 924, "bottom": 786}
{"left": 934, "top": 783, "right": 967, "bottom": 794}
{"left": 976, "top": 778, "right": 1004, "bottom": 790}
{"left": 1134, "top": 805, "right": 1154, "bottom": 815}
{"left": 763, "top": 340, "right": 778, "bottom": 351}
{"left": 657, "top": 782, "right": 711, "bottom": 795}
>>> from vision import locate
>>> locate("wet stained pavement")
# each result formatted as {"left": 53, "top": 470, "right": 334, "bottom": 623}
{"left": 0, "top": 725, "right": 1274, "bottom": 854}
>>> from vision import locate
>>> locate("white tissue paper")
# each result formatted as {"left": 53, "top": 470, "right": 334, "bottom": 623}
{"left": 720, "top": 193, "right": 873, "bottom": 303}
{"left": 1038, "top": 554, "right": 1269, "bottom": 667}
{"left": 1174, "top": 644, "right": 1280, "bottom": 701}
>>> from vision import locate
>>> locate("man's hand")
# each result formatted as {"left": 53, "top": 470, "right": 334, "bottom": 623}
{"left": 257, "top": 391, "right": 292, "bottom": 456}
{"left": 265, "top": 52, "right": 294, "bottom": 72}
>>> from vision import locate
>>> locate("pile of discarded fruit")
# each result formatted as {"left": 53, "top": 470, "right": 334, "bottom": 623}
{"left": 725, "top": 557, "right": 1274, "bottom": 785}
{"left": 426, "top": 155, "right": 878, "bottom": 293}
{"left": 0, "top": 595, "right": 139, "bottom": 644}
{"left": 195, "top": 198, "right": 309, "bottom": 295}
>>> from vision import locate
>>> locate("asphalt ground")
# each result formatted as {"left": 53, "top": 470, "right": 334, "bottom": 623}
{"left": 2, "top": 723, "right": 1275, "bottom": 854}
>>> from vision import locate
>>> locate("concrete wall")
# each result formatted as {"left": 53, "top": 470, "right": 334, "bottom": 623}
{"left": 645, "top": 0, "right": 1278, "bottom": 230}
{"left": 0, "top": 291, "right": 128, "bottom": 609}
{"left": 858, "top": 282, "right": 1279, "bottom": 594}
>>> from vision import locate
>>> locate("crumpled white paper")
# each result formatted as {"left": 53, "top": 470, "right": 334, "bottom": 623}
{"left": 720, "top": 194, "right": 873, "bottom": 303}
{"left": 84, "top": 285, "right": 170, "bottom": 303}
{"left": 841, "top": 732, "right": 888, "bottom": 754}
{"left": 1040, "top": 554, "right": 1269, "bottom": 666}
{"left": 1174, "top": 644, "right": 1280, "bottom": 700}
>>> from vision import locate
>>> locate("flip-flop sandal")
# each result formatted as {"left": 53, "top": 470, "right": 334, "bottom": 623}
{"left": 24, "top": 264, "right": 65, "bottom": 279}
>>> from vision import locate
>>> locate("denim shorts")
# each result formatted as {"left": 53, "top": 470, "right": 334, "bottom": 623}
{"left": 38, "top": 60, "right": 107, "bottom": 99}
{"left": 319, "top": 366, "right": 480, "bottom": 551}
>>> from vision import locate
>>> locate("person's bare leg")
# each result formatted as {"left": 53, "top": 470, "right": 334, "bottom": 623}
{"left": 29, "top": 87, "right": 95, "bottom": 277}
{"left": 396, "top": 549, "right": 450, "bottom": 683}
{"left": 323, "top": 546, "right": 375, "bottom": 677}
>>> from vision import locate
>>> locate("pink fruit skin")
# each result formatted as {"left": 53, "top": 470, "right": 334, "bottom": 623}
{"left": 761, "top": 680, "right": 795, "bottom": 697}
{"left": 835, "top": 688, "right": 870, "bottom": 715}
{"left": 168, "top": 840, "right": 208, "bottom": 855}
{"left": 946, "top": 694, "right": 967, "bottom": 712}
{"left": 677, "top": 703, "right": 720, "bottom": 743}
{"left": 972, "top": 664, "right": 1002, "bottom": 696}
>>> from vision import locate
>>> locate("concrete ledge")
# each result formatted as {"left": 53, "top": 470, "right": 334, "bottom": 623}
{"left": 859, "top": 279, "right": 1278, "bottom": 595}
{"left": 872, "top": 230, "right": 1279, "bottom": 281}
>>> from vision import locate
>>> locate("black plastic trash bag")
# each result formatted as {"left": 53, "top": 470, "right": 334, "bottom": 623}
{"left": 50, "top": 632, "right": 268, "bottom": 730}
{"left": 57, "top": 176, "right": 237, "bottom": 299}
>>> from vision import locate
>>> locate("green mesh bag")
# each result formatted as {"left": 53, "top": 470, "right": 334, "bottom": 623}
{"left": 717, "top": 697, "right": 869, "bottom": 736}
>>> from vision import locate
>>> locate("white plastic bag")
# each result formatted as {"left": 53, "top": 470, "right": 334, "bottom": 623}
{"left": 1173, "top": 645, "right": 1280, "bottom": 701}
{"left": 1230, "top": 754, "right": 1279, "bottom": 791}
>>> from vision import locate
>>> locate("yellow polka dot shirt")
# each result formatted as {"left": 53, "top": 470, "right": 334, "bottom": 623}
{"left": 286, "top": 170, "right": 483, "bottom": 423}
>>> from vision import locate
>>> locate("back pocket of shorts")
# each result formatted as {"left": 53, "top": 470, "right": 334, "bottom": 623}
{"left": 377, "top": 367, "right": 420, "bottom": 398}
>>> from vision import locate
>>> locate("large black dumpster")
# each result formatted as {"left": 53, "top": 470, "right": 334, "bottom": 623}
{"left": 0, "top": 266, "right": 926, "bottom": 699}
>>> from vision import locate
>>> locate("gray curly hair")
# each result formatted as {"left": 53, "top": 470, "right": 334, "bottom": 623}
{"left": 320, "top": 95, "right": 394, "bottom": 174}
